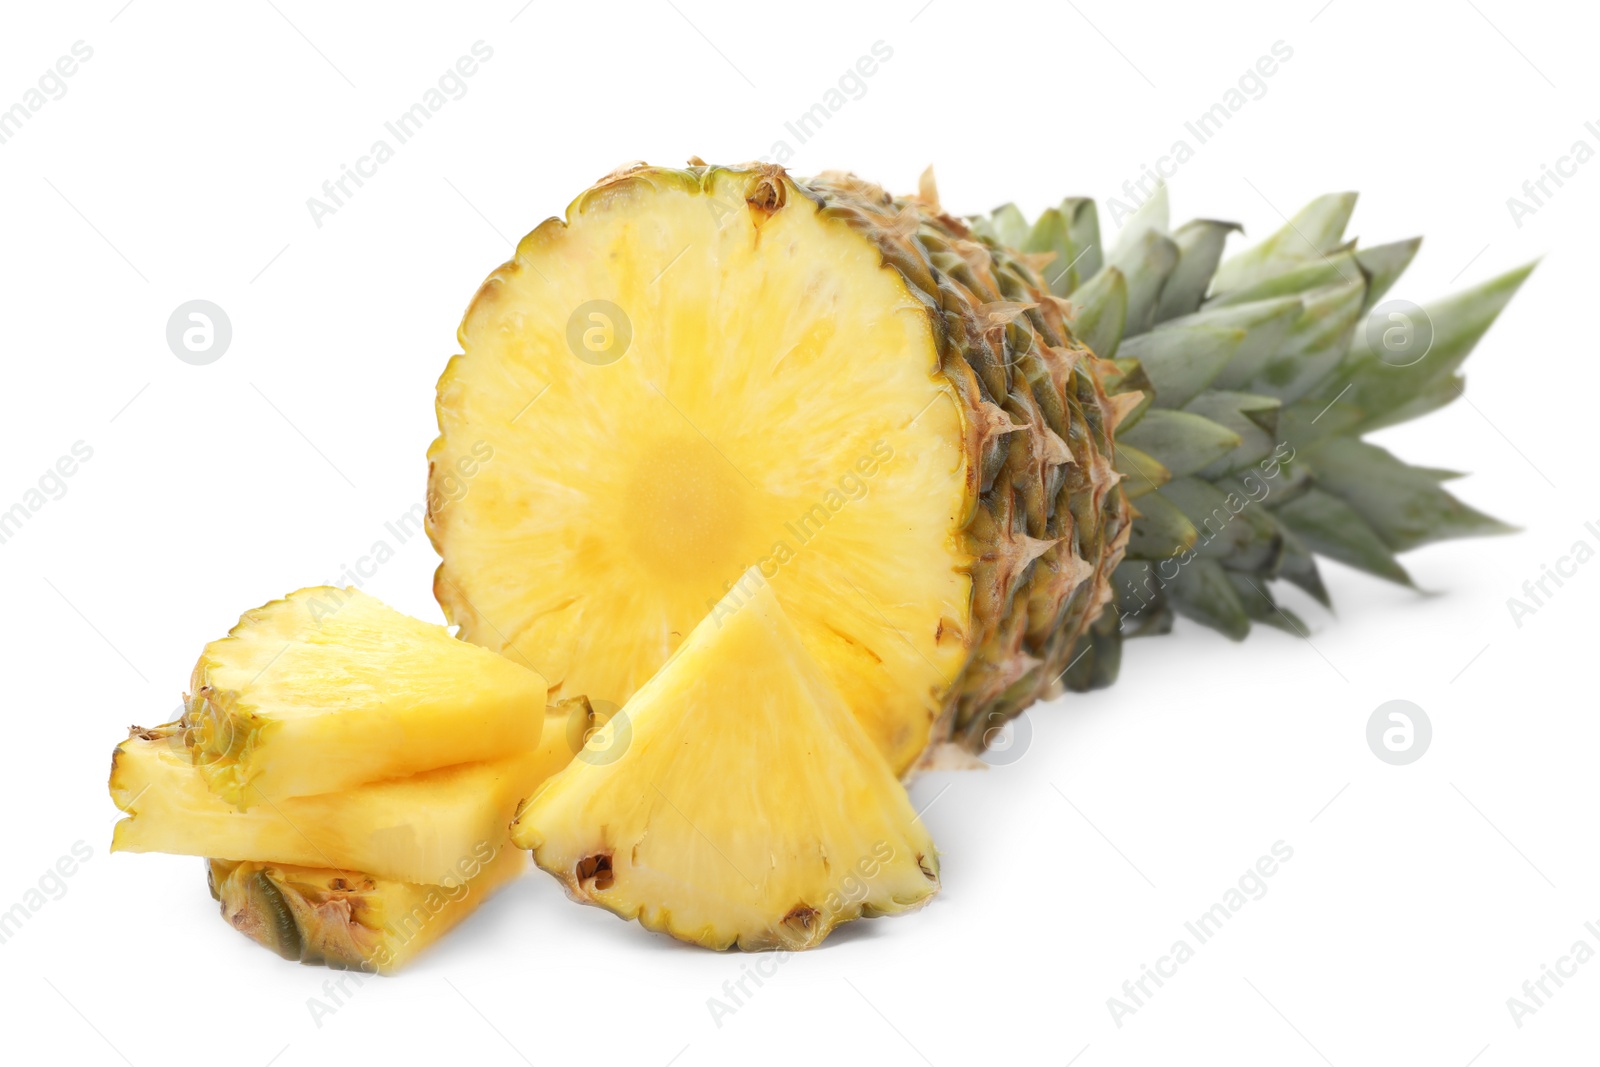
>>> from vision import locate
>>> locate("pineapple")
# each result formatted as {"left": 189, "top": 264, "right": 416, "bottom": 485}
{"left": 183, "top": 586, "right": 547, "bottom": 805}
{"left": 107, "top": 590, "right": 587, "bottom": 971}
{"left": 429, "top": 162, "right": 1528, "bottom": 776}
{"left": 510, "top": 572, "right": 940, "bottom": 950}
{"left": 111, "top": 705, "right": 574, "bottom": 883}
{"left": 209, "top": 844, "right": 524, "bottom": 974}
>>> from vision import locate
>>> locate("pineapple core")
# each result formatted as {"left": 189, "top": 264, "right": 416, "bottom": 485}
{"left": 429, "top": 168, "right": 975, "bottom": 775}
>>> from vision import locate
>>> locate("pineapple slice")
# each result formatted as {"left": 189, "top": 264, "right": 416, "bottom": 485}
{"left": 185, "top": 587, "right": 547, "bottom": 805}
{"left": 510, "top": 572, "right": 940, "bottom": 950}
{"left": 111, "top": 706, "right": 576, "bottom": 883}
{"left": 209, "top": 844, "right": 524, "bottom": 974}
{"left": 429, "top": 166, "right": 997, "bottom": 778}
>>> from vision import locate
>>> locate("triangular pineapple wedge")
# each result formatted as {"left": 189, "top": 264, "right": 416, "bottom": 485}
{"left": 511, "top": 572, "right": 940, "bottom": 950}
{"left": 209, "top": 845, "right": 525, "bottom": 974}
{"left": 111, "top": 704, "right": 576, "bottom": 883}
{"left": 184, "top": 587, "right": 547, "bottom": 805}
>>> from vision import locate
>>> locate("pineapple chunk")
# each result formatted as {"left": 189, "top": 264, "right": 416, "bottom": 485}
{"left": 430, "top": 167, "right": 974, "bottom": 776}
{"left": 185, "top": 587, "right": 547, "bottom": 805}
{"left": 511, "top": 571, "right": 940, "bottom": 950}
{"left": 111, "top": 707, "right": 575, "bottom": 883}
{"left": 209, "top": 844, "right": 524, "bottom": 974}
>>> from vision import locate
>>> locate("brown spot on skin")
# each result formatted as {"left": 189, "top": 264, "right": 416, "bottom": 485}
{"left": 916, "top": 854, "right": 937, "bottom": 882}
{"left": 329, "top": 878, "right": 349, "bottom": 892}
{"left": 576, "top": 853, "right": 614, "bottom": 892}
{"left": 781, "top": 905, "right": 818, "bottom": 935}
{"left": 745, "top": 170, "right": 787, "bottom": 223}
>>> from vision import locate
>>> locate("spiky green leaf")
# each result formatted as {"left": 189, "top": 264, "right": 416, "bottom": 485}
{"left": 1302, "top": 438, "right": 1516, "bottom": 552}
{"left": 1272, "top": 487, "right": 1413, "bottom": 586}
{"left": 1126, "top": 489, "right": 1199, "bottom": 559}
{"left": 1155, "top": 219, "right": 1241, "bottom": 323}
{"left": 1210, "top": 192, "right": 1358, "bottom": 295}
{"left": 1163, "top": 558, "right": 1250, "bottom": 640}
{"left": 1120, "top": 324, "right": 1244, "bottom": 409}
{"left": 1119, "top": 408, "right": 1242, "bottom": 478}
{"left": 1070, "top": 265, "right": 1128, "bottom": 359}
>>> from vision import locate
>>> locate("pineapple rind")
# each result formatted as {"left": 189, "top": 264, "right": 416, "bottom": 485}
{"left": 210, "top": 844, "right": 525, "bottom": 974}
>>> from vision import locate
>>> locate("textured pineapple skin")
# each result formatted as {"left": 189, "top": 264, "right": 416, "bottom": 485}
{"left": 801, "top": 169, "right": 1131, "bottom": 758}
{"left": 209, "top": 844, "right": 525, "bottom": 974}
{"left": 430, "top": 163, "right": 1130, "bottom": 775}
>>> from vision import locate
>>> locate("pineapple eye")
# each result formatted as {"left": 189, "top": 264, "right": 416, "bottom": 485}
{"left": 780, "top": 905, "right": 818, "bottom": 938}
{"left": 575, "top": 853, "right": 614, "bottom": 892}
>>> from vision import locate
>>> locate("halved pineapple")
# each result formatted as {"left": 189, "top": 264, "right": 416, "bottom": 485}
{"left": 186, "top": 587, "right": 547, "bottom": 805}
{"left": 510, "top": 571, "right": 940, "bottom": 950}
{"left": 429, "top": 166, "right": 1036, "bottom": 778}
{"left": 111, "top": 706, "right": 574, "bottom": 883}
{"left": 210, "top": 844, "right": 524, "bottom": 974}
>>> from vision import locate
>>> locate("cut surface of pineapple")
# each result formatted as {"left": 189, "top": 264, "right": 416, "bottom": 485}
{"left": 111, "top": 709, "right": 572, "bottom": 883}
{"left": 430, "top": 166, "right": 978, "bottom": 775}
{"left": 210, "top": 844, "right": 524, "bottom": 974}
{"left": 510, "top": 572, "right": 940, "bottom": 951}
{"left": 186, "top": 587, "right": 547, "bottom": 805}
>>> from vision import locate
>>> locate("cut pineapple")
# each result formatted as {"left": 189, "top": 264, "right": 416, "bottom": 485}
{"left": 432, "top": 162, "right": 1528, "bottom": 776}
{"left": 185, "top": 587, "right": 547, "bottom": 805}
{"left": 511, "top": 571, "right": 939, "bottom": 950}
{"left": 111, "top": 706, "right": 573, "bottom": 883}
{"left": 210, "top": 844, "right": 524, "bottom": 974}
{"left": 430, "top": 166, "right": 995, "bottom": 777}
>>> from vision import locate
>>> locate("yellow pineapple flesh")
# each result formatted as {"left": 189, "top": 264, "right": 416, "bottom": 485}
{"left": 185, "top": 586, "right": 547, "bottom": 806}
{"left": 429, "top": 167, "right": 991, "bottom": 776}
{"left": 510, "top": 571, "right": 940, "bottom": 950}
{"left": 111, "top": 706, "right": 574, "bottom": 883}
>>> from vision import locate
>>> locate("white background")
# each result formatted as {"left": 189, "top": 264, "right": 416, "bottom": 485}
{"left": 1, "top": 1, "right": 1595, "bottom": 1064}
